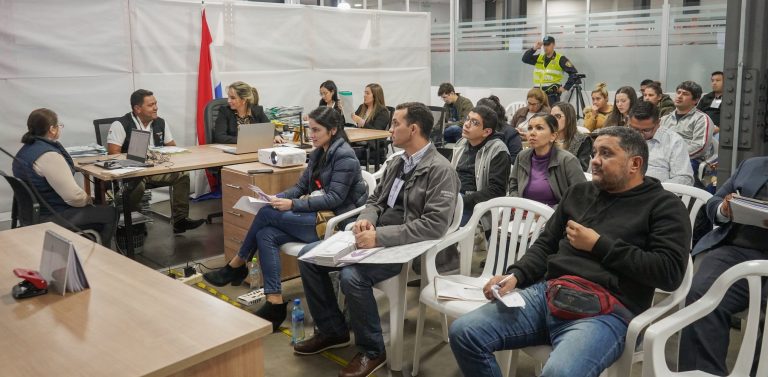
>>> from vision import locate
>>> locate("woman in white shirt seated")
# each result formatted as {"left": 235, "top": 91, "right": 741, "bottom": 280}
{"left": 12, "top": 108, "right": 117, "bottom": 246}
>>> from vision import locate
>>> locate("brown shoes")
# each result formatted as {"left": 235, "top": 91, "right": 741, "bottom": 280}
{"left": 338, "top": 352, "right": 387, "bottom": 377}
{"left": 293, "top": 333, "right": 351, "bottom": 355}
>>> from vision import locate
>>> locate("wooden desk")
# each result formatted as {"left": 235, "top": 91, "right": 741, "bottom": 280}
{"left": 76, "top": 145, "right": 260, "bottom": 182}
{"left": 346, "top": 128, "right": 391, "bottom": 143}
{"left": 0, "top": 223, "right": 271, "bottom": 377}
{"left": 75, "top": 145, "right": 261, "bottom": 258}
{"left": 345, "top": 128, "right": 391, "bottom": 170}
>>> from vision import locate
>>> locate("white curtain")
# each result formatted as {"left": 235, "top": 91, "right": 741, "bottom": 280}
{"left": 0, "top": 0, "right": 431, "bottom": 212}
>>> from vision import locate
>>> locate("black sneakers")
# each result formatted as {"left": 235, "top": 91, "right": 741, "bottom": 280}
{"left": 173, "top": 218, "right": 206, "bottom": 234}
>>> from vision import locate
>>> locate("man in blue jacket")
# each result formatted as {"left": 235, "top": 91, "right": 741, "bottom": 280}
{"left": 679, "top": 156, "right": 768, "bottom": 375}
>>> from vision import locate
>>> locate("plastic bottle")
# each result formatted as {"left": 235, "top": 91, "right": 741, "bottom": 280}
{"left": 248, "top": 257, "right": 262, "bottom": 290}
{"left": 291, "top": 298, "right": 305, "bottom": 345}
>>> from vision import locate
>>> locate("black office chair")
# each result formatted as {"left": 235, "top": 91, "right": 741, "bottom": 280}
{"left": 93, "top": 117, "right": 121, "bottom": 147}
{"left": 203, "top": 98, "right": 229, "bottom": 223}
{"left": 1, "top": 171, "right": 100, "bottom": 243}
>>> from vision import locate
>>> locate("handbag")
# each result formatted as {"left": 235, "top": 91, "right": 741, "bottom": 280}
{"left": 545, "top": 275, "right": 631, "bottom": 322}
{"left": 301, "top": 181, "right": 337, "bottom": 239}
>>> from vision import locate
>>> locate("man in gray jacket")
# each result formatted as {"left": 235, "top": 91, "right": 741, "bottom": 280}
{"left": 295, "top": 102, "right": 460, "bottom": 377}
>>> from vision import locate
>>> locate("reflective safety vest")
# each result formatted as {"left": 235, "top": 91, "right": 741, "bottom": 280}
{"left": 533, "top": 53, "right": 564, "bottom": 86}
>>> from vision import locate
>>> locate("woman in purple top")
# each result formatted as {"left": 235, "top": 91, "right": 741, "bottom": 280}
{"left": 508, "top": 113, "right": 586, "bottom": 206}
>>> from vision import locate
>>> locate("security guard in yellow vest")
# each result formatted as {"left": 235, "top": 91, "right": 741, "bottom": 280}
{"left": 522, "top": 36, "right": 579, "bottom": 106}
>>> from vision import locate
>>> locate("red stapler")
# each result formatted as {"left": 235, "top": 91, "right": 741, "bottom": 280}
{"left": 12, "top": 268, "right": 48, "bottom": 299}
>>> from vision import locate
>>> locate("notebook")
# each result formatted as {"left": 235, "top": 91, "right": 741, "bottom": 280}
{"left": 38, "top": 230, "right": 90, "bottom": 295}
{"left": 221, "top": 123, "right": 275, "bottom": 154}
{"left": 95, "top": 129, "right": 153, "bottom": 169}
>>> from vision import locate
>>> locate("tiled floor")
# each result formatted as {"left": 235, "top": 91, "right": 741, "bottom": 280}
{"left": 2, "top": 197, "right": 745, "bottom": 377}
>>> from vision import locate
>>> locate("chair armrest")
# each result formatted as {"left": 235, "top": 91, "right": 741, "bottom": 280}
{"left": 324, "top": 206, "right": 366, "bottom": 239}
{"left": 422, "top": 225, "right": 474, "bottom": 282}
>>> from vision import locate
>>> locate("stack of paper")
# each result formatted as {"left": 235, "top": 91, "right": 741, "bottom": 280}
{"left": 731, "top": 195, "right": 768, "bottom": 229}
{"left": 299, "top": 231, "right": 368, "bottom": 267}
{"left": 66, "top": 143, "right": 107, "bottom": 157}
{"left": 149, "top": 146, "right": 187, "bottom": 154}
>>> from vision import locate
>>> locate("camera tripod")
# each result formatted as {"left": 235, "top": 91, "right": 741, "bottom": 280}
{"left": 567, "top": 81, "right": 588, "bottom": 120}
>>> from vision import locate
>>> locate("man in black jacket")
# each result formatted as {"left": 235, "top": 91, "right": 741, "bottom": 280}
{"left": 449, "top": 126, "right": 691, "bottom": 377}
{"left": 696, "top": 71, "right": 723, "bottom": 132}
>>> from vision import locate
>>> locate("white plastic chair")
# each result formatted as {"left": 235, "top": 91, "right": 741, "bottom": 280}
{"left": 506, "top": 102, "right": 526, "bottom": 119}
{"left": 372, "top": 150, "right": 403, "bottom": 182}
{"left": 642, "top": 260, "right": 768, "bottom": 377}
{"left": 661, "top": 183, "right": 713, "bottom": 241}
{"left": 520, "top": 254, "right": 694, "bottom": 377}
{"left": 280, "top": 170, "right": 377, "bottom": 257}
{"left": 412, "top": 197, "right": 555, "bottom": 377}
{"left": 584, "top": 172, "right": 592, "bottom": 180}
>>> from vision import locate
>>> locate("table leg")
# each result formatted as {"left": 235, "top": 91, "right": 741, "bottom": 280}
{"left": 93, "top": 177, "right": 105, "bottom": 205}
{"left": 374, "top": 140, "right": 381, "bottom": 171}
{"left": 120, "top": 179, "right": 135, "bottom": 258}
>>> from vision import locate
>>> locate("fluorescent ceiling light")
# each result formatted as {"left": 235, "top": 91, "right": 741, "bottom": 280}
{"left": 338, "top": 1, "right": 351, "bottom": 9}
{"left": 353, "top": 3, "right": 362, "bottom": 7}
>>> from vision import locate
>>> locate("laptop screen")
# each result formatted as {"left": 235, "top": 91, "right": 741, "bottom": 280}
{"left": 127, "top": 130, "right": 150, "bottom": 161}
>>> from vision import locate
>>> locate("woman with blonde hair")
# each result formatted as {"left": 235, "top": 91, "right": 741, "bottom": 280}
{"left": 213, "top": 81, "right": 283, "bottom": 144}
{"left": 583, "top": 82, "right": 613, "bottom": 131}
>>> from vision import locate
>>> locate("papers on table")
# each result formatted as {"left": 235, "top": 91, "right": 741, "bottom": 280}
{"left": 731, "top": 195, "right": 768, "bottom": 229}
{"left": 101, "top": 167, "right": 146, "bottom": 176}
{"left": 66, "top": 143, "right": 107, "bottom": 157}
{"left": 233, "top": 196, "right": 270, "bottom": 216}
{"left": 208, "top": 144, "right": 234, "bottom": 150}
{"left": 149, "top": 146, "right": 188, "bottom": 154}
{"left": 434, "top": 276, "right": 526, "bottom": 308}
{"left": 39, "top": 230, "right": 90, "bottom": 295}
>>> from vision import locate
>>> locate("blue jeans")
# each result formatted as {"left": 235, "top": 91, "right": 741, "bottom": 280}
{"left": 298, "top": 242, "right": 402, "bottom": 357}
{"left": 449, "top": 282, "right": 628, "bottom": 377}
{"left": 444, "top": 125, "right": 463, "bottom": 144}
{"left": 238, "top": 207, "right": 319, "bottom": 294}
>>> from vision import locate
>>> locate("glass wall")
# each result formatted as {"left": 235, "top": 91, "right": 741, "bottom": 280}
{"left": 430, "top": 0, "right": 726, "bottom": 99}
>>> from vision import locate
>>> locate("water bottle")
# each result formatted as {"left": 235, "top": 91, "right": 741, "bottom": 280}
{"left": 291, "top": 298, "right": 305, "bottom": 345}
{"left": 248, "top": 257, "right": 262, "bottom": 290}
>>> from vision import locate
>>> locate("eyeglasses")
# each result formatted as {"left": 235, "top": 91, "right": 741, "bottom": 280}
{"left": 464, "top": 117, "right": 482, "bottom": 127}
{"left": 527, "top": 101, "right": 541, "bottom": 107}
{"left": 552, "top": 113, "right": 563, "bottom": 120}
{"left": 319, "top": 91, "right": 330, "bottom": 96}
{"left": 56, "top": 124, "right": 64, "bottom": 128}
{"left": 631, "top": 127, "right": 655, "bottom": 134}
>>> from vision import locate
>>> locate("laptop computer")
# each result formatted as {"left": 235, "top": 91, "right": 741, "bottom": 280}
{"left": 222, "top": 123, "right": 276, "bottom": 154}
{"left": 95, "top": 129, "right": 153, "bottom": 169}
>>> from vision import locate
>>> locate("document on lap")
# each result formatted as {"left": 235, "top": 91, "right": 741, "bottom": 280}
{"left": 299, "top": 230, "right": 441, "bottom": 266}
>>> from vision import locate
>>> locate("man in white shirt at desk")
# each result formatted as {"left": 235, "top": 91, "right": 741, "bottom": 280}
{"left": 107, "top": 89, "right": 205, "bottom": 233}
{"left": 295, "top": 102, "right": 460, "bottom": 377}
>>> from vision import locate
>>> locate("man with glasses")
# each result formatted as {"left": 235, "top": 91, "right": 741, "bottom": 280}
{"left": 437, "top": 82, "right": 474, "bottom": 144}
{"left": 629, "top": 101, "right": 693, "bottom": 186}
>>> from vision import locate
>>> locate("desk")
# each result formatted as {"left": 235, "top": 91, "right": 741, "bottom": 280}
{"left": 75, "top": 145, "right": 261, "bottom": 258}
{"left": 345, "top": 128, "right": 391, "bottom": 170}
{"left": 0, "top": 223, "right": 271, "bottom": 377}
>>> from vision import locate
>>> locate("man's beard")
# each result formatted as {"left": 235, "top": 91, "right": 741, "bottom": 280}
{"left": 593, "top": 168, "right": 629, "bottom": 192}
